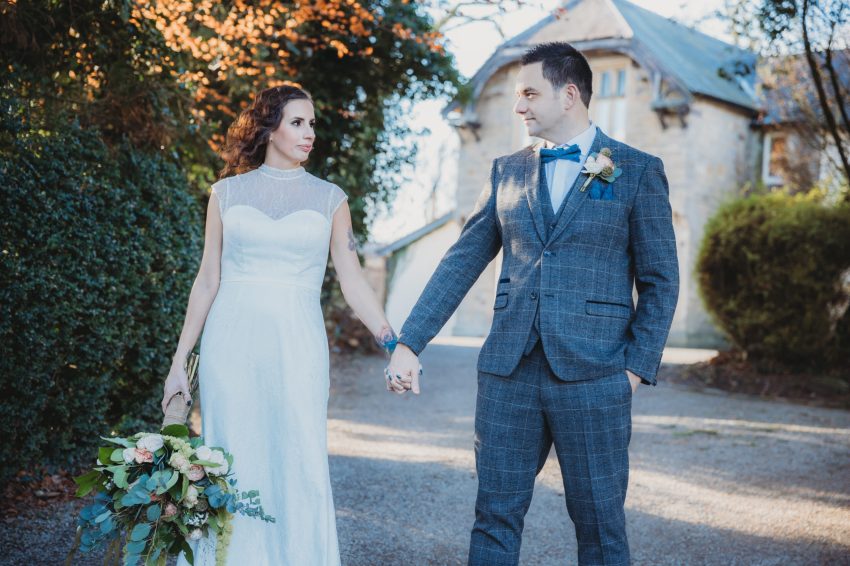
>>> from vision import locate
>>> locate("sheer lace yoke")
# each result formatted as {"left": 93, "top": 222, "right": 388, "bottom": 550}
{"left": 212, "top": 165, "right": 347, "bottom": 222}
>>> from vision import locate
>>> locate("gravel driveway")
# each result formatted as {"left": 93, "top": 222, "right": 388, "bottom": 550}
{"left": 330, "top": 338, "right": 850, "bottom": 566}
{"left": 3, "top": 339, "right": 848, "bottom": 565}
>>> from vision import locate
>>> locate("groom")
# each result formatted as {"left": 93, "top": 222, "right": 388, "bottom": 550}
{"left": 387, "top": 42, "right": 679, "bottom": 565}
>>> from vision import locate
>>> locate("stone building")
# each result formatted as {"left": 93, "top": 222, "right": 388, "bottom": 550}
{"left": 367, "top": 0, "right": 844, "bottom": 348}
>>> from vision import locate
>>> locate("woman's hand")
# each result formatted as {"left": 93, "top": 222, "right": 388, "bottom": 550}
{"left": 161, "top": 360, "right": 193, "bottom": 414}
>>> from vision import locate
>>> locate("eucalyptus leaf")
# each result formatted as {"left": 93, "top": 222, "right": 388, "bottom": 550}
{"left": 164, "top": 469, "right": 179, "bottom": 491}
{"left": 154, "top": 470, "right": 173, "bottom": 494}
{"left": 120, "top": 492, "right": 142, "bottom": 506}
{"left": 146, "top": 475, "right": 160, "bottom": 490}
{"left": 127, "top": 543, "right": 146, "bottom": 555}
{"left": 150, "top": 545, "right": 163, "bottom": 561}
{"left": 79, "top": 506, "right": 96, "bottom": 521}
{"left": 147, "top": 504, "right": 162, "bottom": 522}
{"left": 130, "top": 522, "right": 151, "bottom": 541}
{"left": 113, "top": 467, "right": 129, "bottom": 489}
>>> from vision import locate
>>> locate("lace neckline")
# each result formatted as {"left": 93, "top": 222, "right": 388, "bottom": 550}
{"left": 257, "top": 163, "right": 306, "bottom": 180}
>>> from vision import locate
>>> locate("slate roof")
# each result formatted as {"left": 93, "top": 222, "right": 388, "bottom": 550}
{"left": 446, "top": 0, "right": 760, "bottom": 120}
{"left": 758, "top": 50, "right": 850, "bottom": 126}
{"left": 612, "top": 0, "right": 758, "bottom": 110}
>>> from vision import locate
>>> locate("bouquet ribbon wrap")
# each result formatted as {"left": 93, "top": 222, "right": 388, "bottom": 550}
{"left": 162, "top": 352, "right": 200, "bottom": 427}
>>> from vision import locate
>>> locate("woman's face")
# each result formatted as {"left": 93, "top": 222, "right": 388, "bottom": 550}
{"left": 267, "top": 98, "right": 315, "bottom": 167}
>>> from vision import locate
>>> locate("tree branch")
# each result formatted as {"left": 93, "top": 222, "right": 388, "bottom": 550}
{"left": 802, "top": 0, "right": 850, "bottom": 191}
{"left": 823, "top": 23, "right": 850, "bottom": 145}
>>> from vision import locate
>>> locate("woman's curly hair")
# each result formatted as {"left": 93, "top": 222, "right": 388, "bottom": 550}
{"left": 219, "top": 85, "right": 312, "bottom": 178}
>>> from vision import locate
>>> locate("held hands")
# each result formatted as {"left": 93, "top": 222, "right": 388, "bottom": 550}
{"left": 385, "top": 343, "right": 421, "bottom": 395}
{"left": 161, "top": 359, "right": 193, "bottom": 414}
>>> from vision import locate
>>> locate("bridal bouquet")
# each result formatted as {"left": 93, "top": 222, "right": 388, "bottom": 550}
{"left": 71, "top": 423, "right": 274, "bottom": 566}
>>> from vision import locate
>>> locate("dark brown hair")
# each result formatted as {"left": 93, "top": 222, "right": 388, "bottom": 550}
{"left": 521, "top": 42, "right": 593, "bottom": 107}
{"left": 219, "top": 85, "right": 312, "bottom": 178}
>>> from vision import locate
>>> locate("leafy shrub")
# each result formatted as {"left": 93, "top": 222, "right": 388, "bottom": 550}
{"left": 0, "top": 113, "right": 203, "bottom": 481}
{"left": 696, "top": 189, "right": 850, "bottom": 370}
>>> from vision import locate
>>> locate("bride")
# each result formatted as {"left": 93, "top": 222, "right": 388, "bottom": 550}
{"left": 161, "top": 85, "right": 410, "bottom": 565}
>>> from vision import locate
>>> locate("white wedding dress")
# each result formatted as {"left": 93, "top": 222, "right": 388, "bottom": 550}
{"left": 176, "top": 163, "right": 347, "bottom": 566}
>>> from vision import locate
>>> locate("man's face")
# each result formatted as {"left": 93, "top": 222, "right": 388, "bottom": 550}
{"left": 513, "top": 62, "right": 567, "bottom": 140}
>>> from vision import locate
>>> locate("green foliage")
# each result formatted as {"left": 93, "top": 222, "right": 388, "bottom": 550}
{"left": 0, "top": 0, "right": 459, "bottom": 481}
{"left": 2, "top": 0, "right": 460, "bottom": 235}
{"left": 0, "top": 105, "right": 203, "bottom": 481}
{"left": 696, "top": 188, "right": 850, "bottom": 370}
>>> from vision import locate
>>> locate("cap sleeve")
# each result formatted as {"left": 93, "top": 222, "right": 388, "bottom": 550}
{"left": 327, "top": 184, "right": 348, "bottom": 219}
{"left": 211, "top": 178, "right": 228, "bottom": 216}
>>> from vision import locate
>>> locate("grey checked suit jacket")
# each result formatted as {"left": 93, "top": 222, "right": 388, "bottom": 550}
{"left": 398, "top": 128, "right": 679, "bottom": 384}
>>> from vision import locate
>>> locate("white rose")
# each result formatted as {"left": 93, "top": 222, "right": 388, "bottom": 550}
{"left": 583, "top": 156, "right": 605, "bottom": 175}
{"left": 169, "top": 452, "right": 191, "bottom": 473}
{"left": 184, "top": 485, "right": 199, "bottom": 508}
{"left": 189, "top": 528, "right": 203, "bottom": 541}
{"left": 122, "top": 447, "right": 137, "bottom": 464}
{"left": 196, "top": 446, "right": 229, "bottom": 476}
{"left": 137, "top": 434, "right": 164, "bottom": 452}
{"left": 195, "top": 445, "right": 212, "bottom": 461}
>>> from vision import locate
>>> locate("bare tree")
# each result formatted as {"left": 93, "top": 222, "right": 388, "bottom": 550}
{"left": 428, "top": 0, "right": 539, "bottom": 37}
{"left": 726, "top": 0, "right": 850, "bottom": 196}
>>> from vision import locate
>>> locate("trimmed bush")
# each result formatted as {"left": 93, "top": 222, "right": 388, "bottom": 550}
{"left": 0, "top": 115, "right": 203, "bottom": 481}
{"left": 696, "top": 189, "right": 850, "bottom": 370}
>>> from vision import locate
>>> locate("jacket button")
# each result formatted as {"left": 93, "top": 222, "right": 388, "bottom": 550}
{"left": 530, "top": 292, "right": 538, "bottom": 300}
{"left": 543, "top": 250, "right": 552, "bottom": 257}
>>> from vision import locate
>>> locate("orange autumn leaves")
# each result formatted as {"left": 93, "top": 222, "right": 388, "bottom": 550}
{"left": 123, "top": 0, "right": 446, "bottom": 144}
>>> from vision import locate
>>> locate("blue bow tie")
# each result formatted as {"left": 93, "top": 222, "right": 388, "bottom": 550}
{"left": 539, "top": 144, "right": 581, "bottom": 164}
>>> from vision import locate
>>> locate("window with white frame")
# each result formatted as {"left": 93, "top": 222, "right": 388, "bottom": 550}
{"left": 762, "top": 132, "right": 788, "bottom": 186}
{"left": 591, "top": 68, "right": 627, "bottom": 140}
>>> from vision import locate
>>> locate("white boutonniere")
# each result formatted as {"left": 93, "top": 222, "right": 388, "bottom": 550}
{"left": 580, "top": 147, "right": 622, "bottom": 193}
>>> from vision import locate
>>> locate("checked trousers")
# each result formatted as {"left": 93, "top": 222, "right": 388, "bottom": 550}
{"left": 468, "top": 341, "right": 633, "bottom": 566}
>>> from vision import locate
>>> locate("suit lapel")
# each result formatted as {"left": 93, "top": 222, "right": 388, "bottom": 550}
{"left": 523, "top": 146, "right": 547, "bottom": 243}
{"left": 547, "top": 128, "right": 609, "bottom": 244}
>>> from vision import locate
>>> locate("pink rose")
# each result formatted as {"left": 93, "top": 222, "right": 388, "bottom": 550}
{"left": 186, "top": 464, "right": 206, "bottom": 481}
{"left": 134, "top": 448, "right": 154, "bottom": 463}
{"left": 163, "top": 502, "right": 178, "bottom": 518}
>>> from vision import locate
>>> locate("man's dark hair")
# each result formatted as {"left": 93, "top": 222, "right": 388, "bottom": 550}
{"left": 521, "top": 42, "right": 593, "bottom": 107}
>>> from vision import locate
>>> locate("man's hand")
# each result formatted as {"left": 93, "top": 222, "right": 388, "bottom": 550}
{"left": 385, "top": 343, "right": 421, "bottom": 395}
{"left": 626, "top": 369, "right": 641, "bottom": 393}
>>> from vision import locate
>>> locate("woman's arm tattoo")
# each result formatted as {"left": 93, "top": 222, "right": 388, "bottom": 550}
{"left": 347, "top": 228, "right": 357, "bottom": 252}
{"left": 375, "top": 325, "right": 398, "bottom": 354}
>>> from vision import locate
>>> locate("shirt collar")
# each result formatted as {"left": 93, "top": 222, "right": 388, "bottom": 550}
{"left": 543, "top": 122, "right": 597, "bottom": 157}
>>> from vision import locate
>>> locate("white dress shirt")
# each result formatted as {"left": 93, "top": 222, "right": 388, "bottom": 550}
{"left": 543, "top": 122, "right": 598, "bottom": 213}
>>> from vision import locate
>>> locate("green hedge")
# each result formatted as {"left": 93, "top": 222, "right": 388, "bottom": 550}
{"left": 696, "top": 189, "right": 850, "bottom": 370}
{"left": 0, "top": 115, "right": 203, "bottom": 481}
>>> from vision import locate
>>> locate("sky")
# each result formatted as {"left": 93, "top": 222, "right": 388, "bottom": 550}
{"left": 367, "top": 0, "right": 730, "bottom": 243}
